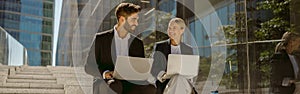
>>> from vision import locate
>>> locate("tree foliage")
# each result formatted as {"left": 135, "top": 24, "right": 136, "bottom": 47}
{"left": 220, "top": 0, "right": 291, "bottom": 89}
{"left": 256, "top": 0, "right": 291, "bottom": 40}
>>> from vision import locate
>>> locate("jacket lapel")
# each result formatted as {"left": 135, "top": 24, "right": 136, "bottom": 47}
{"left": 128, "top": 35, "right": 134, "bottom": 56}
{"left": 180, "top": 43, "right": 190, "bottom": 54}
{"left": 166, "top": 39, "right": 171, "bottom": 59}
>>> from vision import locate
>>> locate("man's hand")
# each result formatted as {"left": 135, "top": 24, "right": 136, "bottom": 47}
{"left": 282, "top": 77, "right": 295, "bottom": 86}
{"left": 104, "top": 71, "right": 114, "bottom": 79}
{"left": 161, "top": 73, "right": 172, "bottom": 80}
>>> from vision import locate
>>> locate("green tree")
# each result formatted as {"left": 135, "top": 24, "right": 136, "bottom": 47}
{"left": 219, "top": 0, "right": 292, "bottom": 91}
{"left": 255, "top": 0, "right": 291, "bottom": 87}
{"left": 256, "top": 0, "right": 291, "bottom": 40}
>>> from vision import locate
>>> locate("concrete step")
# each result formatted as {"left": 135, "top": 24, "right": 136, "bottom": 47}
{"left": 22, "top": 69, "right": 49, "bottom": 72}
{"left": 53, "top": 74, "right": 76, "bottom": 78}
{"left": 6, "top": 79, "right": 57, "bottom": 84}
{"left": 0, "top": 83, "right": 64, "bottom": 89}
{"left": 23, "top": 69, "right": 49, "bottom": 71}
{"left": 51, "top": 71, "right": 75, "bottom": 74}
{"left": 0, "top": 69, "right": 8, "bottom": 72}
{"left": 47, "top": 66, "right": 73, "bottom": 69}
{"left": 8, "top": 75, "right": 56, "bottom": 80}
{"left": 25, "top": 66, "right": 48, "bottom": 69}
{"left": 0, "top": 88, "right": 64, "bottom": 94}
{"left": 0, "top": 72, "right": 8, "bottom": 76}
{"left": 0, "top": 65, "right": 13, "bottom": 69}
{"left": 16, "top": 72, "right": 52, "bottom": 75}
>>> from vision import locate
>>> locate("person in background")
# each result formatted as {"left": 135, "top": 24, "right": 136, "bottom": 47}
{"left": 270, "top": 32, "right": 300, "bottom": 94}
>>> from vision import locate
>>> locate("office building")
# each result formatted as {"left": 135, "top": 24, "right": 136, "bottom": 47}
{"left": 0, "top": 0, "right": 54, "bottom": 66}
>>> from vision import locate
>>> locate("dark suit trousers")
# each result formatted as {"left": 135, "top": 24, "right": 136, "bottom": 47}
{"left": 110, "top": 80, "right": 156, "bottom": 94}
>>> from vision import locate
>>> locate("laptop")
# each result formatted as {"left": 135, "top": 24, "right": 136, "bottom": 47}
{"left": 166, "top": 54, "right": 200, "bottom": 78}
{"left": 113, "top": 56, "right": 153, "bottom": 80}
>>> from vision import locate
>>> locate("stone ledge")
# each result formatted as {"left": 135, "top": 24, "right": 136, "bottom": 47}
{"left": 9, "top": 67, "right": 15, "bottom": 75}
{"left": 0, "top": 72, "right": 8, "bottom": 76}
{"left": 0, "top": 76, "right": 6, "bottom": 84}
{"left": 50, "top": 71, "right": 76, "bottom": 74}
{"left": 0, "top": 88, "right": 65, "bottom": 94}
{"left": 0, "top": 83, "right": 63, "bottom": 89}
{"left": 30, "top": 83, "right": 64, "bottom": 89}
{"left": 24, "top": 66, "right": 48, "bottom": 69}
{"left": 64, "top": 85, "right": 85, "bottom": 94}
{"left": 53, "top": 74, "right": 76, "bottom": 77}
{"left": 0, "top": 69, "right": 8, "bottom": 72}
{"left": 8, "top": 75, "right": 56, "bottom": 80}
{"left": 6, "top": 79, "right": 57, "bottom": 83}
{"left": 0, "top": 65, "right": 13, "bottom": 69}
{"left": 16, "top": 72, "right": 52, "bottom": 75}
{"left": 57, "top": 78, "right": 93, "bottom": 86}
{"left": 21, "top": 69, "right": 50, "bottom": 72}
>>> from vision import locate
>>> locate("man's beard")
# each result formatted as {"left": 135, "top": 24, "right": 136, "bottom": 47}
{"left": 292, "top": 48, "right": 300, "bottom": 56}
{"left": 124, "top": 20, "right": 135, "bottom": 33}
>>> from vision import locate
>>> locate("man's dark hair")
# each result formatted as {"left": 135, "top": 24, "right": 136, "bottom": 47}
{"left": 115, "top": 3, "right": 141, "bottom": 21}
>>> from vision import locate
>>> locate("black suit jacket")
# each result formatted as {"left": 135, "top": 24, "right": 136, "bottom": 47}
{"left": 85, "top": 29, "right": 145, "bottom": 78}
{"left": 151, "top": 39, "right": 193, "bottom": 94}
{"left": 270, "top": 51, "right": 299, "bottom": 94}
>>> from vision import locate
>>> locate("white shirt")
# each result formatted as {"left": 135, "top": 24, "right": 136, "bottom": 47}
{"left": 103, "top": 26, "right": 130, "bottom": 79}
{"left": 289, "top": 54, "right": 299, "bottom": 79}
{"left": 114, "top": 26, "right": 130, "bottom": 56}
{"left": 171, "top": 44, "right": 181, "bottom": 54}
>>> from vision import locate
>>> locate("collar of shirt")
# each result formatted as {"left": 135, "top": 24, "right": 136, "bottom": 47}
{"left": 114, "top": 26, "right": 130, "bottom": 40}
{"left": 114, "top": 26, "right": 130, "bottom": 56}
{"left": 171, "top": 44, "right": 181, "bottom": 54}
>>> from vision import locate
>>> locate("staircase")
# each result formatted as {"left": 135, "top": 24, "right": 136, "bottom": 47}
{"left": 0, "top": 65, "right": 93, "bottom": 94}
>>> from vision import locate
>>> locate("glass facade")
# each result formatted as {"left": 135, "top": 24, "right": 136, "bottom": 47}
{"left": 56, "top": 0, "right": 86, "bottom": 66}
{"left": 187, "top": 3, "right": 235, "bottom": 56}
{"left": 0, "top": 27, "right": 28, "bottom": 66}
{"left": 57, "top": 0, "right": 300, "bottom": 93}
{"left": 0, "top": 0, "right": 54, "bottom": 66}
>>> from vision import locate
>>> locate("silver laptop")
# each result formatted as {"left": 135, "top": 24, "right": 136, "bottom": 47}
{"left": 113, "top": 56, "right": 153, "bottom": 80}
{"left": 166, "top": 54, "right": 200, "bottom": 78}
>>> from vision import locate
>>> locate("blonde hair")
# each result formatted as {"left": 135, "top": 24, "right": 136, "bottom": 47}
{"left": 275, "top": 32, "right": 300, "bottom": 52}
{"left": 169, "top": 18, "right": 186, "bottom": 30}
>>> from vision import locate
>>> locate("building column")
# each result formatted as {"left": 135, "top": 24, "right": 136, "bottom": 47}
{"left": 291, "top": 0, "right": 300, "bottom": 34}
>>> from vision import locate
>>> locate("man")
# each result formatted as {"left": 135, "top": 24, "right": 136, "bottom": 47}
{"left": 270, "top": 32, "right": 300, "bottom": 94}
{"left": 151, "top": 18, "right": 196, "bottom": 94}
{"left": 85, "top": 3, "right": 156, "bottom": 94}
